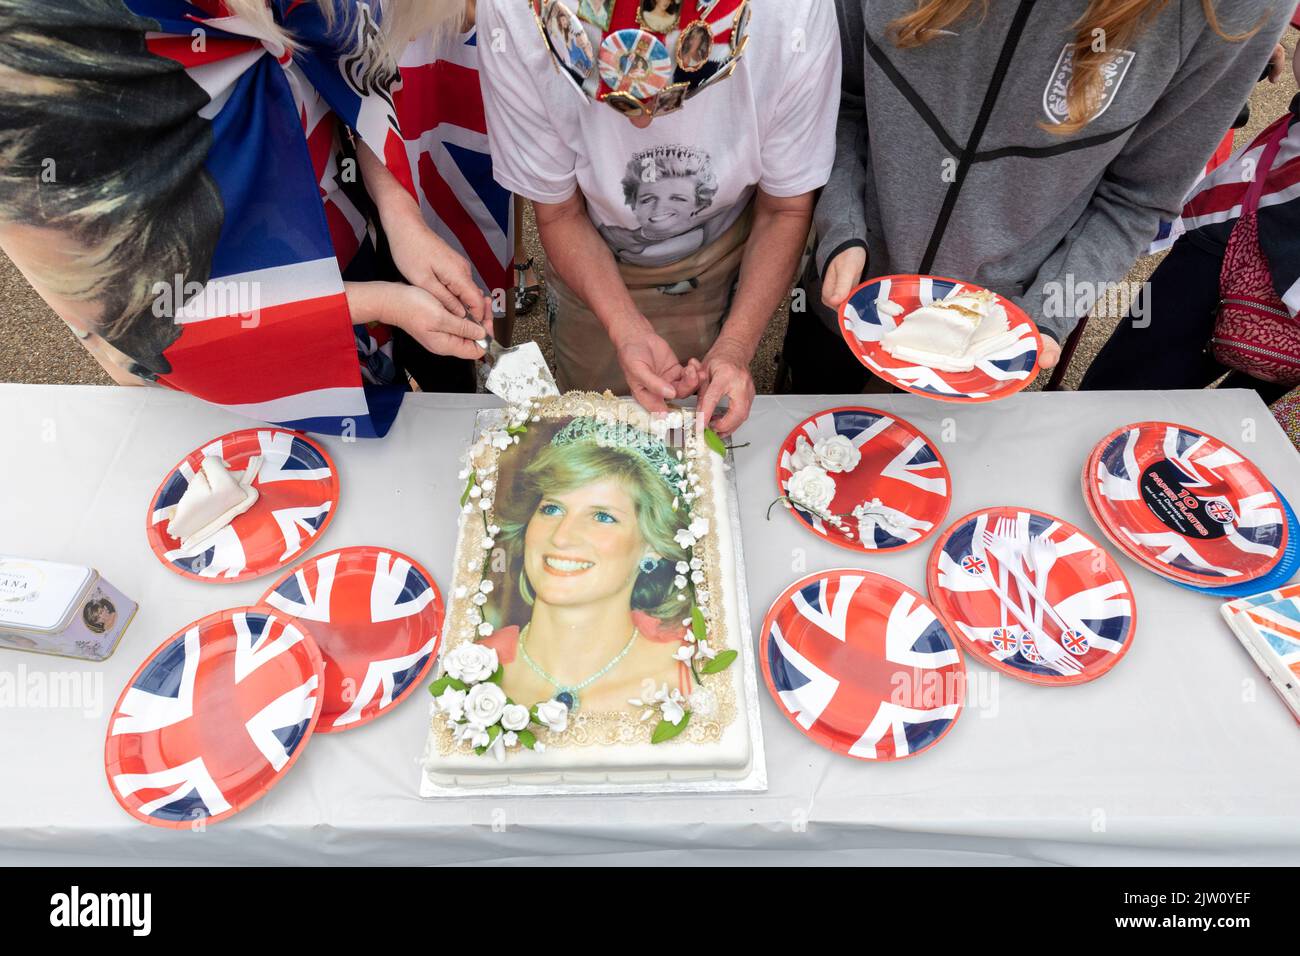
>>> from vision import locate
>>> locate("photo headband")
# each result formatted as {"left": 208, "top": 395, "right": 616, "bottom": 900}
{"left": 530, "top": 0, "right": 752, "bottom": 119}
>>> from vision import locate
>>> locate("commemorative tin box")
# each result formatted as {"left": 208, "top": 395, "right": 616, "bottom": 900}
{"left": 0, "top": 556, "right": 136, "bottom": 661}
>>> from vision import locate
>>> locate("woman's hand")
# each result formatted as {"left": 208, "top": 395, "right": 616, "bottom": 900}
{"left": 356, "top": 139, "right": 492, "bottom": 328}
{"left": 693, "top": 339, "right": 756, "bottom": 438}
{"left": 345, "top": 281, "right": 490, "bottom": 360}
{"left": 611, "top": 318, "right": 697, "bottom": 412}
{"left": 1039, "top": 334, "right": 1061, "bottom": 370}
{"left": 385, "top": 206, "right": 493, "bottom": 328}
{"left": 1266, "top": 43, "right": 1287, "bottom": 82}
{"left": 820, "top": 245, "right": 868, "bottom": 310}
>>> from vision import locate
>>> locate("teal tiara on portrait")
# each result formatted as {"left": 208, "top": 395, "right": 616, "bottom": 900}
{"left": 551, "top": 416, "right": 684, "bottom": 495}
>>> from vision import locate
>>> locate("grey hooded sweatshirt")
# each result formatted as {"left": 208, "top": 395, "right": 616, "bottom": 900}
{"left": 813, "top": 0, "right": 1291, "bottom": 342}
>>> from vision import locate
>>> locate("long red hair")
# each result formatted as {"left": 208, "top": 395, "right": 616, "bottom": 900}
{"left": 889, "top": 1, "right": 1261, "bottom": 134}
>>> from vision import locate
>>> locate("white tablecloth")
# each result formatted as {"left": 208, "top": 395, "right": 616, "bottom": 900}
{"left": 2, "top": 384, "right": 1299, "bottom": 866}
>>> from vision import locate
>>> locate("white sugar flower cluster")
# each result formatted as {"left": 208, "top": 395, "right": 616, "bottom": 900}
{"left": 782, "top": 432, "right": 870, "bottom": 537}
{"left": 433, "top": 642, "right": 569, "bottom": 762}
{"left": 629, "top": 684, "right": 689, "bottom": 727}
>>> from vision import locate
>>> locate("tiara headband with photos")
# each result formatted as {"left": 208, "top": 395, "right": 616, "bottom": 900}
{"left": 530, "top": 0, "right": 752, "bottom": 119}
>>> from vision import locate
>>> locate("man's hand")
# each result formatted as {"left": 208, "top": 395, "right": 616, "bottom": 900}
{"left": 820, "top": 245, "right": 868, "bottom": 311}
{"left": 694, "top": 339, "right": 756, "bottom": 439}
{"left": 1039, "top": 334, "right": 1061, "bottom": 370}
{"left": 612, "top": 321, "right": 697, "bottom": 412}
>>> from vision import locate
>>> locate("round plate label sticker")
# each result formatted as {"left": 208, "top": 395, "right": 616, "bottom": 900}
{"left": 1139, "top": 461, "right": 1227, "bottom": 539}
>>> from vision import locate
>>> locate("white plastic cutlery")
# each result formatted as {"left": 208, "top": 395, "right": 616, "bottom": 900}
{"left": 974, "top": 543, "right": 1081, "bottom": 675}
{"left": 986, "top": 523, "right": 1080, "bottom": 643}
{"left": 975, "top": 567, "right": 1081, "bottom": 675}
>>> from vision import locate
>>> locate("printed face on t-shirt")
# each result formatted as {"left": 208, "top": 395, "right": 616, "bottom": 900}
{"left": 633, "top": 176, "right": 699, "bottom": 238}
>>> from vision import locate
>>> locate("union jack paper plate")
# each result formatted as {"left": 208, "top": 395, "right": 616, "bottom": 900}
{"left": 839, "top": 275, "right": 1041, "bottom": 402}
{"left": 146, "top": 428, "right": 339, "bottom": 583}
{"left": 926, "top": 507, "right": 1137, "bottom": 685}
{"left": 1083, "top": 422, "right": 1288, "bottom": 586}
{"left": 104, "top": 607, "right": 325, "bottom": 829}
{"left": 1081, "top": 455, "right": 1299, "bottom": 597}
{"left": 760, "top": 569, "right": 966, "bottom": 761}
{"left": 260, "top": 547, "right": 444, "bottom": 733}
{"left": 775, "top": 407, "right": 951, "bottom": 553}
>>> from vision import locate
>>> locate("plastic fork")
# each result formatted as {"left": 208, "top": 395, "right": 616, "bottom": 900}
{"left": 996, "top": 520, "right": 1084, "bottom": 643}
{"left": 985, "top": 524, "right": 1084, "bottom": 675}
{"left": 976, "top": 542, "right": 1081, "bottom": 675}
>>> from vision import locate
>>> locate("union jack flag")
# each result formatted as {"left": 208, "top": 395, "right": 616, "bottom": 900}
{"left": 393, "top": 27, "right": 514, "bottom": 297}
{"left": 262, "top": 547, "right": 443, "bottom": 731}
{"left": 1093, "top": 423, "right": 1286, "bottom": 582}
{"left": 1153, "top": 111, "right": 1300, "bottom": 318}
{"left": 990, "top": 627, "right": 1018, "bottom": 654}
{"left": 123, "top": 1, "right": 511, "bottom": 436}
{"left": 763, "top": 572, "right": 963, "bottom": 761}
{"left": 1061, "top": 629, "right": 1090, "bottom": 656}
{"left": 147, "top": 428, "right": 338, "bottom": 583}
{"left": 105, "top": 609, "right": 323, "bottom": 827}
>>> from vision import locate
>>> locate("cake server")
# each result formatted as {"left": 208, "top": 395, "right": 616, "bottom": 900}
{"left": 475, "top": 329, "right": 559, "bottom": 405}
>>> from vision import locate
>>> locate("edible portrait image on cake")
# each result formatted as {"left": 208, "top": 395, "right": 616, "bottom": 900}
{"left": 476, "top": 415, "right": 701, "bottom": 714}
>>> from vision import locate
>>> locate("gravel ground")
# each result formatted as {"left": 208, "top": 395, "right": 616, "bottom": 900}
{"left": 3, "top": 34, "right": 1294, "bottom": 394}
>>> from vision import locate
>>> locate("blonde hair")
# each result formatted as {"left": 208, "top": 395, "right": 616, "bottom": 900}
{"left": 490, "top": 424, "right": 692, "bottom": 629}
{"left": 889, "top": 0, "right": 1260, "bottom": 135}
{"left": 223, "top": 0, "right": 463, "bottom": 77}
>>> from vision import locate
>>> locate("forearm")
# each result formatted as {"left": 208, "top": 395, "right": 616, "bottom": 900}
{"left": 533, "top": 193, "right": 644, "bottom": 344}
{"left": 812, "top": 0, "right": 870, "bottom": 274}
{"left": 357, "top": 140, "right": 421, "bottom": 230}
{"left": 718, "top": 189, "right": 815, "bottom": 360}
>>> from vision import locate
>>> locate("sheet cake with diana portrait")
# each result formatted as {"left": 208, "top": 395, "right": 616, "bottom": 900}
{"left": 421, "top": 393, "right": 761, "bottom": 792}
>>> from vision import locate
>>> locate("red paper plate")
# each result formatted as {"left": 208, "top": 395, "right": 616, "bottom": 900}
{"left": 838, "top": 274, "right": 1041, "bottom": 403}
{"left": 759, "top": 569, "right": 965, "bottom": 761}
{"left": 146, "top": 428, "right": 339, "bottom": 583}
{"left": 774, "top": 406, "right": 951, "bottom": 553}
{"left": 1084, "top": 422, "right": 1287, "bottom": 585}
{"left": 926, "top": 507, "right": 1137, "bottom": 685}
{"left": 104, "top": 607, "right": 324, "bottom": 828}
{"left": 260, "top": 547, "right": 444, "bottom": 732}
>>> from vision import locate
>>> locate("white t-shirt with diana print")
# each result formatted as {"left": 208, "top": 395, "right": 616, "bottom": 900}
{"left": 476, "top": 0, "right": 840, "bottom": 268}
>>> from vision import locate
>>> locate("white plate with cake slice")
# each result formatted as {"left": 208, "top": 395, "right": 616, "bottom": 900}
{"left": 839, "top": 274, "right": 1042, "bottom": 403}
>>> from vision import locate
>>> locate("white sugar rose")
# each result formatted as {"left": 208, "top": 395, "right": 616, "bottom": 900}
{"left": 442, "top": 643, "right": 499, "bottom": 684}
{"left": 500, "top": 703, "right": 530, "bottom": 732}
{"left": 813, "top": 434, "right": 861, "bottom": 473}
{"left": 787, "top": 465, "right": 836, "bottom": 514}
{"left": 789, "top": 435, "right": 817, "bottom": 472}
{"left": 534, "top": 698, "right": 569, "bottom": 733}
{"left": 464, "top": 682, "right": 507, "bottom": 728}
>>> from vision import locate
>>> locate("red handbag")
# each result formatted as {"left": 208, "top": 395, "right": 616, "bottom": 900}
{"left": 1211, "top": 120, "right": 1300, "bottom": 386}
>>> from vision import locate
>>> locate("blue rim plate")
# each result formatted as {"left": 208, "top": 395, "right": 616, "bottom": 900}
{"left": 1175, "top": 486, "right": 1300, "bottom": 597}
